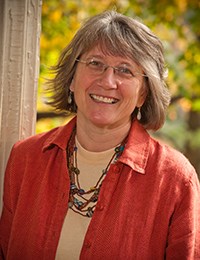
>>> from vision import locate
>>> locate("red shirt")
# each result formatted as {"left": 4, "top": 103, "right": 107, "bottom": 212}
{"left": 0, "top": 117, "right": 200, "bottom": 259}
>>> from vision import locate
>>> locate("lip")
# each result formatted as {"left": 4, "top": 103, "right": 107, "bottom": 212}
{"left": 89, "top": 94, "right": 119, "bottom": 104}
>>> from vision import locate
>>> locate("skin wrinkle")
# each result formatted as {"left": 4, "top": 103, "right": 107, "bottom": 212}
{"left": 69, "top": 44, "right": 146, "bottom": 152}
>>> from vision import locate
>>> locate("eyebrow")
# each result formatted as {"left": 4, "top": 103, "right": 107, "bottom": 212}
{"left": 85, "top": 54, "right": 137, "bottom": 68}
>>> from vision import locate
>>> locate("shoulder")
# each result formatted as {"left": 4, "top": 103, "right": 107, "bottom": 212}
{"left": 6, "top": 126, "right": 64, "bottom": 172}
{"left": 12, "top": 117, "right": 76, "bottom": 153}
{"left": 124, "top": 121, "right": 198, "bottom": 184}
{"left": 144, "top": 136, "right": 200, "bottom": 212}
{"left": 13, "top": 126, "right": 62, "bottom": 152}
{"left": 5, "top": 118, "right": 75, "bottom": 181}
{"left": 149, "top": 136, "right": 198, "bottom": 186}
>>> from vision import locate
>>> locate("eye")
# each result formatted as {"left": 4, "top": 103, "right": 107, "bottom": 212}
{"left": 117, "top": 67, "right": 134, "bottom": 77}
{"left": 88, "top": 60, "right": 104, "bottom": 69}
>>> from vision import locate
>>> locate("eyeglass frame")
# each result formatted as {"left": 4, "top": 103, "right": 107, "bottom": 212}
{"left": 75, "top": 58, "right": 148, "bottom": 79}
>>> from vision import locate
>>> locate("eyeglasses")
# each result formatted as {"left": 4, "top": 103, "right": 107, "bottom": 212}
{"left": 76, "top": 59, "right": 147, "bottom": 80}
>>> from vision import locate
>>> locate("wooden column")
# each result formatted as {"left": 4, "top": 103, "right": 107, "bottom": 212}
{"left": 0, "top": 0, "right": 42, "bottom": 211}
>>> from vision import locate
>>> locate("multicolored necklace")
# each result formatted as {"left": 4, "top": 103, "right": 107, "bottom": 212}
{"left": 66, "top": 127, "right": 126, "bottom": 218}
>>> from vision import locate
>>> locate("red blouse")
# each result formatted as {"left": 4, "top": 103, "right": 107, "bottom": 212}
{"left": 0, "top": 118, "right": 199, "bottom": 259}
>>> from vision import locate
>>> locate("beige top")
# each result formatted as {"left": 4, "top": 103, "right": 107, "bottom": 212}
{"left": 55, "top": 137, "right": 116, "bottom": 260}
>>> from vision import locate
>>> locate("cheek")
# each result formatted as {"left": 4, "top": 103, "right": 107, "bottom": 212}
{"left": 122, "top": 81, "right": 145, "bottom": 108}
{"left": 70, "top": 68, "right": 83, "bottom": 92}
{"left": 132, "top": 79, "right": 145, "bottom": 100}
{"left": 71, "top": 74, "right": 93, "bottom": 93}
{"left": 123, "top": 81, "right": 141, "bottom": 99}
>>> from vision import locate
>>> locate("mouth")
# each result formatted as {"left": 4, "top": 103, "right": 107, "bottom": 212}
{"left": 90, "top": 94, "right": 119, "bottom": 104}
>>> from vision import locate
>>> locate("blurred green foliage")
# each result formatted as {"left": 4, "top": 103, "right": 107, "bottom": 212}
{"left": 37, "top": 0, "right": 200, "bottom": 173}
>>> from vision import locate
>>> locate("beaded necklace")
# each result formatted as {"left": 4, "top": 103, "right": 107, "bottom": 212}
{"left": 67, "top": 127, "right": 126, "bottom": 217}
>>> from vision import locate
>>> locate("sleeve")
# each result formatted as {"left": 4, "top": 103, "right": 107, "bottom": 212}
{"left": 0, "top": 144, "right": 20, "bottom": 259}
{"left": 166, "top": 169, "right": 200, "bottom": 260}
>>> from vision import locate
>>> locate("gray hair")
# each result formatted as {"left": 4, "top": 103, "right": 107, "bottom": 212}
{"left": 47, "top": 10, "right": 171, "bottom": 130}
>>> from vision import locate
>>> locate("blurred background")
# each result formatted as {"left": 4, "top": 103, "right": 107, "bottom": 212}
{"left": 37, "top": 0, "right": 200, "bottom": 176}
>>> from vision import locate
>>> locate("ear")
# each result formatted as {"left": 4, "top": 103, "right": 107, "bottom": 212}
{"left": 136, "top": 84, "right": 148, "bottom": 107}
{"left": 70, "top": 79, "right": 74, "bottom": 91}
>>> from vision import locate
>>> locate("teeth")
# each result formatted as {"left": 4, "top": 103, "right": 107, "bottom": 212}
{"left": 90, "top": 94, "right": 118, "bottom": 104}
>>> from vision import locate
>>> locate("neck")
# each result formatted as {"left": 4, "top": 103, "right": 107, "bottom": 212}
{"left": 76, "top": 117, "right": 131, "bottom": 152}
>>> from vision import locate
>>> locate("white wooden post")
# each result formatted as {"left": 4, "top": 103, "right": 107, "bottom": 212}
{"left": 0, "top": 0, "right": 42, "bottom": 212}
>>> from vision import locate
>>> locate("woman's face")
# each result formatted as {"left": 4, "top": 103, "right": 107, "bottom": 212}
{"left": 70, "top": 45, "right": 146, "bottom": 129}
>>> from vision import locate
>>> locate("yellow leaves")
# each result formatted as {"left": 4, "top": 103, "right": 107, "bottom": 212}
{"left": 193, "top": 53, "right": 200, "bottom": 64}
{"left": 42, "top": 1, "right": 65, "bottom": 20}
{"left": 42, "top": 3, "right": 49, "bottom": 15}
{"left": 69, "top": 15, "right": 81, "bottom": 32}
{"left": 49, "top": 9, "right": 62, "bottom": 22}
{"left": 175, "top": 0, "right": 187, "bottom": 12}
{"left": 167, "top": 98, "right": 191, "bottom": 122}
{"left": 179, "top": 98, "right": 192, "bottom": 112}
{"left": 40, "top": 34, "right": 48, "bottom": 49}
{"left": 36, "top": 115, "right": 74, "bottom": 134}
{"left": 36, "top": 117, "right": 68, "bottom": 133}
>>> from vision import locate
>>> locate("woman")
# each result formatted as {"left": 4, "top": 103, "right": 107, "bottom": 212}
{"left": 0, "top": 11, "right": 199, "bottom": 260}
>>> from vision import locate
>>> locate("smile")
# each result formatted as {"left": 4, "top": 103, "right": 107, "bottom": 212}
{"left": 90, "top": 94, "right": 118, "bottom": 104}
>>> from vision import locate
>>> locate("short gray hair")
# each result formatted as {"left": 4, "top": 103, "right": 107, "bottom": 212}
{"left": 47, "top": 10, "right": 171, "bottom": 130}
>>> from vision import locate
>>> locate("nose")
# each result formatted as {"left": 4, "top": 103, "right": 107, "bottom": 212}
{"left": 98, "top": 67, "right": 118, "bottom": 89}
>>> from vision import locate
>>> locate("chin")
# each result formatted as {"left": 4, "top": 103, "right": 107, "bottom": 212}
{"left": 89, "top": 116, "right": 114, "bottom": 128}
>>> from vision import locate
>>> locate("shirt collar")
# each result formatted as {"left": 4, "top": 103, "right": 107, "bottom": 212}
{"left": 119, "top": 120, "right": 150, "bottom": 174}
{"left": 42, "top": 116, "right": 76, "bottom": 151}
{"left": 42, "top": 117, "right": 150, "bottom": 174}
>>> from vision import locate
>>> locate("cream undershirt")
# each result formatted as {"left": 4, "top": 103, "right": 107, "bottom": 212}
{"left": 55, "top": 137, "right": 116, "bottom": 260}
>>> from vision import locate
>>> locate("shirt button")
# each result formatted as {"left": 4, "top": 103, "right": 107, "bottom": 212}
{"left": 84, "top": 241, "right": 91, "bottom": 248}
{"left": 96, "top": 204, "right": 104, "bottom": 211}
